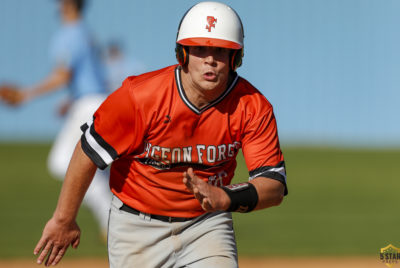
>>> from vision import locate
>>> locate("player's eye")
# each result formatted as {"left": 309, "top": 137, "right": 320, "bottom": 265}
{"left": 193, "top": 46, "right": 205, "bottom": 53}
{"left": 190, "top": 46, "right": 207, "bottom": 56}
{"left": 217, "top": 47, "right": 230, "bottom": 54}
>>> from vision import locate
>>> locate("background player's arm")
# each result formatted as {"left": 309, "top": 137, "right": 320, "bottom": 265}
{"left": 34, "top": 140, "right": 97, "bottom": 266}
{"left": 26, "top": 65, "right": 71, "bottom": 99}
{"left": 183, "top": 169, "right": 284, "bottom": 212}
{"left": 0, "top": 65, "right": 70, "bottom": 106}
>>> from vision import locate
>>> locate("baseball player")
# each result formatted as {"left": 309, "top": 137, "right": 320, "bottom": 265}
{"left": 34, "top": 2, "right": 288, "bottom": 267}
{"left": 0, "top": 0, "right": 111, "bottom": 237}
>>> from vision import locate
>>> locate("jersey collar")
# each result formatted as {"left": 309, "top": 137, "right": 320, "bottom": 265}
{"left": 175, "top": 66, "right": 239, "bottom": 115}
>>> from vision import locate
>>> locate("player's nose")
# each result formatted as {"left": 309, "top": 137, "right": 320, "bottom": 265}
{"left": 203, "top": 48, "right": 217, "bottom": 64}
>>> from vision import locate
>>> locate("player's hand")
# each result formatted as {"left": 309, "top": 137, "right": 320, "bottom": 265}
{"left": 183, "top": 168, "right": 230, "bottom": 212}
{"left": 57, "top": 99, "right": 72, "bottom": 117}
{"left": 34, "top": 217, "right": 81, "bottom": 266}
{"left": 0, "top": 84, "right": 25, "bottom": 106}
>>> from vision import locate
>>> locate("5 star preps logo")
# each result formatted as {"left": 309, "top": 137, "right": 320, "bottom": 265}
{"left": 380, "top": 244, "right": 400, "bottom": 267}
{"left": 206, "top": 16, "right": 217, "bottom": 32}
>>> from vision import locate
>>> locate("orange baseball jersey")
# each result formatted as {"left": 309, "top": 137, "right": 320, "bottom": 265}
{"left": 81, "top": 65, "right": 287, "bottom": 218}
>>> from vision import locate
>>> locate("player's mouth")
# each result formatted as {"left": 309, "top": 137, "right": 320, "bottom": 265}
{"left": 203, "top": 71, "right": 217, "bottom": 81}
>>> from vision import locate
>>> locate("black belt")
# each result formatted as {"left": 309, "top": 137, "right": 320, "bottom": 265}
{"left": 120, "top": 204, "right": 195, "bottom": 223}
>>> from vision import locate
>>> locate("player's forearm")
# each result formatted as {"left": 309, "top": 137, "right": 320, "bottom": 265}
{"left": 23, "top": 66, "right": 71, "bottom": 102}
{"left": 249, "top": 177, "right": 285, "bottom": 211}
{"left": 52, "top": 140, "right": 97, "bottom": 224}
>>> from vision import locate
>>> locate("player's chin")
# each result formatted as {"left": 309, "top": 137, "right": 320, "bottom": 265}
{"left": 199, "top": 80, "right": 223, "bottom": 91}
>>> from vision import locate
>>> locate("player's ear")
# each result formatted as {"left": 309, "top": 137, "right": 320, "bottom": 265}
{"left": 175, "top": 44, "right": 188, "bottom": 66}
{"left": 230, "top": 48, "right": 243, "bottom": 71}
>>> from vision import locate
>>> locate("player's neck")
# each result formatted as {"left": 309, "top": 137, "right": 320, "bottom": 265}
{"left": 62, "top": 9, "right": 81, "bottom": 23}
{"left": 180, "top": 68, "right": 233, "bottom": 110}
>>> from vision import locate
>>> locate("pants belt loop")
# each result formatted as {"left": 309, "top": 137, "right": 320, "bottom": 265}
{"left": 145, "top": 212, "right": 152, "bottom": 221}
{"left": 139, "top": 212, "right": 150, "bottom": 221}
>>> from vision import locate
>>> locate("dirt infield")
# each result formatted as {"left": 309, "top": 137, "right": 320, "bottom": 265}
{"left": 0, "top": 257, "right": 389, "bottom": 268}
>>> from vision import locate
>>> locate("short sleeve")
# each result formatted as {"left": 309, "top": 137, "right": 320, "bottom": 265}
{"left": 241, "top": 106, "right": 288, "bottom": 195}
{"left": 50, "top": 33, "right": 79, "bottom": 69}
{"left": 80, "top": 77, "right": 145, "bottom": 169}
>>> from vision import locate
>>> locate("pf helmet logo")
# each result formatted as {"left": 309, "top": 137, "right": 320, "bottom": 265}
{"left": 205, "top": 16, "right": 217, "bottom": 32}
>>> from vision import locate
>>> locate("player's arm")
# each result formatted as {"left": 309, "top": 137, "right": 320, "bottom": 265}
{"left": 247, "top": 176, "right": 285, "bottom": 210}
{"left": 183, "top": 169, "right": 284, "bottom": 212}
{"left": 22, "top": 65, "right": 71, "bottom": 102}
{"left": 34, "top": 140, "right": 97, "bottom": 266}
{"left": 184, "top": 103, "right": 287, "bottom": 213}
{"left": 0, "top": 65, "right": 70, "bottom": 106}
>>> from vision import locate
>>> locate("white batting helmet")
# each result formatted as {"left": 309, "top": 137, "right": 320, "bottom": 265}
{"left": 175, "top": 1, "right": 244, "bottom": 69}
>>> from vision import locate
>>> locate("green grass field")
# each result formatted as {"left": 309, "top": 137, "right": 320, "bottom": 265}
{"left": 0, "top": 143, "right": 399, "bottom": 259}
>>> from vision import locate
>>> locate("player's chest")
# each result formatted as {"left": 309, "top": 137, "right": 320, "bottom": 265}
{"left": 145, "top": 105, "right": 242, "bottom": 147}
{"left": 140, "top": 105, "right": 242, "bottom": 165}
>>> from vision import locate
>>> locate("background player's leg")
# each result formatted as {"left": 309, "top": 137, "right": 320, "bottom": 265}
{"left": 47, "top": 95, "right": 105, "bottom": 179}
{"left": 47, "top": 115, "right": 77, "bottom": 180}
{"left": 48, "top": 127, "right": 111, "bottom": 235}
{"left": 83, "top": 168, "right": 112, "bottom": 234}
{"left": 47, "top": 95, "right": 111, "bottom": 235}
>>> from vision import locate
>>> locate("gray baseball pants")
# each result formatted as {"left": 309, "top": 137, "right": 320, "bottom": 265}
{"left": 108, "top": 195, "right": 238, "bottom": 268}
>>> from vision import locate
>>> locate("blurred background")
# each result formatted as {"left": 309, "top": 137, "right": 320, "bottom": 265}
{"left": 1, "top": 0, "right": 399, "bottom": 145}
{"left": 0, "top": 0, "right": 399, "bottom": 267}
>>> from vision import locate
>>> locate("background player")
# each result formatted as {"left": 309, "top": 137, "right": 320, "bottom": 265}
{"left": 34, "top": 2, "right": 287, "bottom": 267}
{"left": 103, "top": 40, "right": 147, "bottom": 93}
{"left": 0, "top": 0, "right": 111, "bottom": 237}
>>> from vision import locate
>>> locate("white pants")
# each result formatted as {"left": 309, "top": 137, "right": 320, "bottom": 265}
{"left": 108, "top": 195, "right": 238, "bottom": 268}
{"left": 47, "top": 94, "right": 112, "bottom": 232}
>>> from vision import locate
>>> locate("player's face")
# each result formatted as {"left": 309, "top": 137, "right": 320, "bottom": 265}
{"left": 186, "top": 46, "right": 231, "bottom": 92}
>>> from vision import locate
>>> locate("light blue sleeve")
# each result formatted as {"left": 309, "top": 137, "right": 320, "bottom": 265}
{"left": 49, "top": 23, "right": 106, "bottom": 98}
{"left": 49, "top": 27, "right": 81, "bottom": 69}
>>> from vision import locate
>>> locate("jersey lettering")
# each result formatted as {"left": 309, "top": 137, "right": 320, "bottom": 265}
{"left": 140, "top": 141, "right": 241, "bottom": 166}
{"left": 196, "top": 145, "right": 206, "bottom": 164}
{"left": 207, "top": 145, "right": 216, "bottom": 163}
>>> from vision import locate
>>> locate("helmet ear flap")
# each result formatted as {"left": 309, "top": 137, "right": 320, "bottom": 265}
{"left": 231, "top": 48, "right": 243, "bottom": 71}
{"left": 175, "top": 44, "right": 188, "bottom": 66}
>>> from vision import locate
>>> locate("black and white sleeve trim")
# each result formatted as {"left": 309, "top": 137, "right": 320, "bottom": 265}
{"left": 80, "top": 118, "right": 118, "bottom": 170}
{"left": 249, "top": 161, "right": 288, "bottom": 195}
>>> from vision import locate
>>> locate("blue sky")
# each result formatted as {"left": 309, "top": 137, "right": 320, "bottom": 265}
{"left": 0, "top": 0, "right": 399, "bottom": 146}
